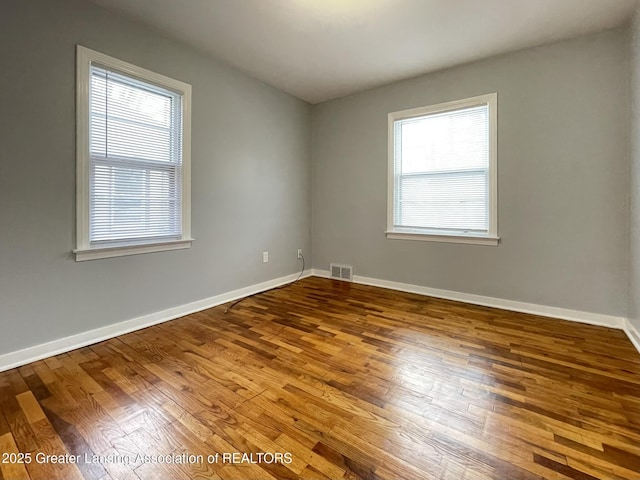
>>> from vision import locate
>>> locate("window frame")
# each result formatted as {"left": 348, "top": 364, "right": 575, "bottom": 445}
{"left": 386, "top": 93, "right": 499, "bottom": 246}
{"left": 75, "top": 45, "right": 193, "bottom": 261}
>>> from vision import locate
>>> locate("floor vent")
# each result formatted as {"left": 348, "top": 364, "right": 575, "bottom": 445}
{"left": 330, "top": 263, "right": 353, "bottom": 282}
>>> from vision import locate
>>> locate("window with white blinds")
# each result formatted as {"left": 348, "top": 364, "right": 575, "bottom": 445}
{"left": 76, "top": 46, "right": 192, "bottom": 261}
{"left": 387, "top": 94, "right": 498, "bottom": 245}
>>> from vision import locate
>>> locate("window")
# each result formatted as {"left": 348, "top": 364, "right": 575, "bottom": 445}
{"left": 75, "top": 46, "right": 192, "bottom": 261}
{"left": 387, "top": 93, "right": 498, "bottom": 245}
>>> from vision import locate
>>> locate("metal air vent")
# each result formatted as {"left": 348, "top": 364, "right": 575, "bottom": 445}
{"left": 330, "top": 263, "right": 353, "bottom": 282}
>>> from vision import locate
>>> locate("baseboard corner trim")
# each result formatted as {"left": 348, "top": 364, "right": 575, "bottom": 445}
{"left": 624, "top": 319, "right": 640, "bottom": 355}
{"left": 0, "top": 271, "right": 312, "bottom": 373}
{"left": 310, "top": 268, "right": 330, "bottom": 278}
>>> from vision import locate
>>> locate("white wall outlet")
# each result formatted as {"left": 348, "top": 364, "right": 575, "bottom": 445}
{"left": 297, "top": 249, "right": 303, "bottom": 259}
{"left": 263, "top": 251, "right": 269, "bottom": 263}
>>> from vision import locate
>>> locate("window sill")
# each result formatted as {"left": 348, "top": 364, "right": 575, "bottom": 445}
{"left": 74, "top": 239, "right": 194, "bottom": 261}
{"left": 385, "top": 231, "right": 499, "bottom": 246}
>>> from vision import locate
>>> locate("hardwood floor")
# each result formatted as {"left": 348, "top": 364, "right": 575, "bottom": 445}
{"left": 1, "top": 277, "right": 639, "bottom": 480}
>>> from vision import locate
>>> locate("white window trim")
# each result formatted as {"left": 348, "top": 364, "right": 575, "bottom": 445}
{"left": 386, "top": 93, "right": 499, "bottom": 246}
{"left": 75, "top": 45, "right": 193, "bottom": 261}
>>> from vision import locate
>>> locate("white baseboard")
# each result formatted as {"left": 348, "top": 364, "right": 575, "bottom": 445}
{"left": 316, "top": 268, "right": 640, "bottom": 355}
{"left": 0, "top": 271, "right": 311, "bottom": 373}
{"left": 2, "top": 269, "right": 637, "bottom": 373}
{"left": 313, "top": 269, "right": 626, "bottom": 330}
{"left": 624, "top": 319, "right": 640, "bottom": 354}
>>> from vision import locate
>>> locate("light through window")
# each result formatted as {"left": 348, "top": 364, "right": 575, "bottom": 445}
{"left": 76, "top": 46, "right": 192, "bottom": 261}
{"left": 387, "top": 94, "right": 498, "bottom": 245}
{"left": 89, "top": 67, "right": 182, "bottom": 243}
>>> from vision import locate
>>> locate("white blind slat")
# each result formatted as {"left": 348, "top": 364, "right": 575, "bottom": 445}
{"left": 394, "top": 103, "right": 489, "bottom": 234}
{"left": 88, "top": 65, "right": 183, "bottom": 245}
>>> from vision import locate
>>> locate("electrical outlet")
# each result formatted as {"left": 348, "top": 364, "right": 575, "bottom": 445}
{"left": 263, "top": 251, "right": 269, "bottom": 263}
{"left": 297, "top": 249, "right": 303, "bottom": 259}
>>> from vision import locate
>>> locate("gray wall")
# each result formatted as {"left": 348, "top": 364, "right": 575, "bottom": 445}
{"left": 0, "top": 0, "right": 633, "bottom": 359}
{"left": 0, "top": 0, "right": 311, "bottom": 355}
{"left": 630, "top": 10, "right": 640, "bottom": 332}
{"left": 312, "top": 28, "right": 629, "bottom": 316}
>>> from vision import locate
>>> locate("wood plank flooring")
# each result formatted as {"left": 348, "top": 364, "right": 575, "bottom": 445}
{"left": 1, "top": 277, "right": 639, "bottom": 480}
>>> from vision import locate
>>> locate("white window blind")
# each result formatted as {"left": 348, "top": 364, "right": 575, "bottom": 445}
{"left": 388, "top": 93, "right": 497, "bottom": 244}
{"left": 89, "top": 66, "right": 183, "bottom": 245}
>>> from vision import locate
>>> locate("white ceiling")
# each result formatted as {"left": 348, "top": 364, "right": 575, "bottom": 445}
{"left": 87, "top": 0, "right": 638, "bottom": 104}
